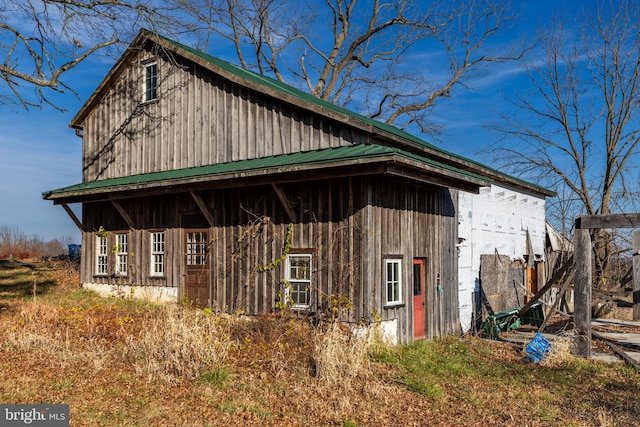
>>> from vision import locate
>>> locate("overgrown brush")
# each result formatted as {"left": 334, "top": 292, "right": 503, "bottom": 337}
{"left": 226, "top": 312, "right": 316, "bottom": 378}
{"left": 313, "top": 321, "right": 371, "bottom": 388}
{"left": 4, "top": 301, "right": 113, "bottom": 368}
{"left": 122, "top": 305, "right": 234, "bottom": 382}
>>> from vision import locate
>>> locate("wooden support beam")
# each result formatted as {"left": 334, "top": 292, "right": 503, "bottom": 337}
{"left": 514, "top": 283, "right": 571, "bottom": 317}
{"left": 575, "top": 213, "right": 640, "bottom": 229}
{"left": 592, "top": 331, "right": 640, "bottom": 370}
{"left": 111, "top": 200, "right": 135, "bottom": 230}
{"left": 633, "top": 230, "right": 640, "bottom": 320}
{"left": 271, "top": 184, "right": 297, "bottom": 223}
{"left": 61, "top": 203, "right": 84, "bottom": 232}
{"left": 190, "top": 191, "right": 215, "bottom": 227}
{"left": 538, "top": 270, "right": 575, "bottom": 332}
{"left": 574, "top": 229, "right": 592, "bottom": 357}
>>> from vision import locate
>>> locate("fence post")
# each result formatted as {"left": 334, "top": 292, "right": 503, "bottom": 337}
{"left": 633, "top": 230, "right": 640, "bottom": 321}
{"left": 574, "top": 228, "right": 592, "bottom": 357}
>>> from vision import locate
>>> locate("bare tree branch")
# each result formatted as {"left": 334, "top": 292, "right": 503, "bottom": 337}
{"left": 488, "top": 1, "right": 640, "bottom": 282}
{"left": 181, "top": 0, "right": 522, "bottom": 136}
{"left": 0, "top": 0, "right": 193, "bottom": 110}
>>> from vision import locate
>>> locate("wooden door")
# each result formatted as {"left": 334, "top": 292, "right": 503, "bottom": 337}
{"left": 413, "top": 258, "right": 426, "bottom": 339}
{"left": 185, "top": 229, "right": 210, "bottom": 307}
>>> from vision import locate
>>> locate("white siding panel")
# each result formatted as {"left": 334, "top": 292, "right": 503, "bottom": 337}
{"left": 457, "top": 183, "right": 546, "bottom": 332}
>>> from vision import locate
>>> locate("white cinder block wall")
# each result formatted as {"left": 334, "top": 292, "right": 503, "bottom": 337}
{"left": 457, "top": 183, "right": 547, "bottom": 333}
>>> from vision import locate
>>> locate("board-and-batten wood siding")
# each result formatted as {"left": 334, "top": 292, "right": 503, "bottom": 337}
{"left": 80, "top": 45, "right": 367, "bottom": 182}
{"left": 81, "top": 176, "right": 459, "bottom": 342}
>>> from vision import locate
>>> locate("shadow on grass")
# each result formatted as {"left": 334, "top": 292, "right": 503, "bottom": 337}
{"left": 0, "top": 260, "right": 57, "bottom": 299}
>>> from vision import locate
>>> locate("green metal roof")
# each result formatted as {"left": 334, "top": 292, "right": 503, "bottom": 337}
{"left": 43, "top": 144, "right": 490, "bottom": 201}
{"left": 65, "top": 30, "right": 554, "bottom": 198}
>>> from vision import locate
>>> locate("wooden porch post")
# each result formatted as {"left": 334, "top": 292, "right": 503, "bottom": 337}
{"left": 574, "top": 228, "right": 592, "bottom": 357}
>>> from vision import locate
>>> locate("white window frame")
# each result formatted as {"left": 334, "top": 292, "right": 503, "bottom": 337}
{"left": 143, "top": 62, "right": 158, "bottom": 102}
{"left": 384, "top": 258, "right": 403, "bottom": 306}
{"left": 114, "top": 233, "right": 128, "bottom": 276}
{"left": 150, "top": 231, "right": 165, "bottom": 276}
{"left": 285, "top": 253, "right": 312, "bottom": 309}
{"left": 96, "top": 235, "right": 108, "bottom": 276}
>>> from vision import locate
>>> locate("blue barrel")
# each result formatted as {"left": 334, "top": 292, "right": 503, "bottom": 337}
{"left": 68, "top": 244, "right": 81, "bottom": 261}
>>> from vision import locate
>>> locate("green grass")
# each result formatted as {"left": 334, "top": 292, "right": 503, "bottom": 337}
{"left": 371, "top": 338, "right": 482, "bottom": 395}
{"left": 199, "top": 366, "right": 231, "bottom": 387}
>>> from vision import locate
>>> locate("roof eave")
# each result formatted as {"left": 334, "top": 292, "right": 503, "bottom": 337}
{"left": 70, "top": 29, "right": 152, "bottom": 128}
{"left": 43, "top": 154, "right": 488, "bottom": 204}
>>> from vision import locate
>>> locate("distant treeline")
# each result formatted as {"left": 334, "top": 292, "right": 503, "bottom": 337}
{"left": 0, "top": 225, "right": 74, "bottom": 259}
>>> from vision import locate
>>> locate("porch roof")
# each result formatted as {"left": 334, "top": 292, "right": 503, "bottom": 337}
{"left": 43, "top": 143, "right": 492, "bottom": 204}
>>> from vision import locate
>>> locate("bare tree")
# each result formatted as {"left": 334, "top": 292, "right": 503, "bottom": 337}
{"left": 180, "top": 0, "right": 522, "bottom": 135}
{"left": 489, "top": 1, "right": 640, "bottom": 284}
{"left": 2, "top": 0, "right": 521, "bottom": 135}
{"left": 0, "top": 0, "right": 191, "bottom": 110}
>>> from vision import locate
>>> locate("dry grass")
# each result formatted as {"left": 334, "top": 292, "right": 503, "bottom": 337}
{"left": 542, "top": 334, "right": 576, "bottom": 366}
{"left": 313, "top": 321, "right": 370, "bottom": 388}
{"left": 2, "top": 260, "right": 640, "bottom": 426}
{"left": 122, "top": 305, "right": 234, "bottom": 382}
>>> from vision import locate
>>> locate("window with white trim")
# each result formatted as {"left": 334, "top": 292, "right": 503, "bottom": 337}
{"left": 285, "top": 254, "right": 312, "bottom": 309}
{"left": 150, "top": 231, "right": 165, "bottom": 276}
{"left": 144, "top": 62, "right": 158, "bottom": 102}
{"left": 96, "top": 235, "right": 108, "bottom": 275}
{"left": 114, "top": 233, "right": 128, "bottom": 276}
{"left": 384, "top": 258, "right": 402, "bottom": 305}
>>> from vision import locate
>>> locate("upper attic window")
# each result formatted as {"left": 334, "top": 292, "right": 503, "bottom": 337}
{"left": 144, "top": 62, "right": 158, "bottom": 102}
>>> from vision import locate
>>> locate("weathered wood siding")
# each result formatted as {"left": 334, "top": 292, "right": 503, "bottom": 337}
{"left": 81, "top": 176, "right": 459, "bottom": 342}
{"left": 362, "top": 179, "right": 459, "bottom": 341}
{"left": 80, "top": 43, "right": 366, "bottom": 182}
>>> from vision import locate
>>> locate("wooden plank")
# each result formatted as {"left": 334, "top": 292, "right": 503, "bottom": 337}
{"left": 574, "top": 228, "right": 592, "bottom": 357}
{"left": 61, "top": 203, "right": 84, "bottom": 232}
{"left": 633, "top": 230, "right": 640, "bottom": 320}
{"left": 189, "top": 191, "right": 215, "bottom": 227}
{"left": 575, "top": 213, "right": 640, "bottom": 229}
{"left": 538, "top": 269, "right": 574, "bottom": 332}
{"left": 516, "top": 255, "right": 574, "bottom": 318}
{"left": 271, "top": 184, "right": 297, "bottom": 223}
{"left": 592, "top": 331, "right": 640, "bottom": 370}
{"left": 111, "top": 199, "right": 135, "bottom": 229}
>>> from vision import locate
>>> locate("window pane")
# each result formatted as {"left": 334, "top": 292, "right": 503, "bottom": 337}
{"left": 96, "top": 236, "right": 108, "bottom": 275}
{"left": 413, "top": 264, "right": 421, "bottom": 296}
{"left": 145, "top": 63, "right": 158, "bottom": 101}
{"left": 289, "top": 256, "right": 311, "bottom": 279}
{"left": 115, "top": 234, "right": 128, "bottom": 275}
{"left": 285, "top": 254, "right": 312, "bottom": 308}
{"left": 291, "top": 281, "right": 310, "bottom": 306}
{"left": 151, "top": 232, "right": 165, "bottom": 275}
{"left": 187, "top": 232, "right": 207, "bottom": 265}
{"left": 385, "top": 259, "right": 402, "bottom": 304}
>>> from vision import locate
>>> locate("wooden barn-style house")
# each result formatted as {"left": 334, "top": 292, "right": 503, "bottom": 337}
{"left": 43, "top": 30, "right": 553, "bottom": 343}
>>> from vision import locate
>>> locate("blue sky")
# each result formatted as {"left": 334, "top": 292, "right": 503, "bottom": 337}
{"left": 0, "top": 1, "right": 589, "bottom": 243}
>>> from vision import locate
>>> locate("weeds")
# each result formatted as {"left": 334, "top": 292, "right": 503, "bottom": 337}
{"left": 122, "top": 305, "right": 234, "bottom": 382}
{"left": 2, "top": 261, "right": 640, "bottom": 425}
{"left": 313, "top": 321, "right": 370, "bottom": 388}
{"left": 199, "top": 366, "right": 231, "bottom": 387}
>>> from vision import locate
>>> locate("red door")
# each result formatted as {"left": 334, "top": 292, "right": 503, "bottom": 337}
{"left": 413, "top": 258, "right": 425, "bottom": 339}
